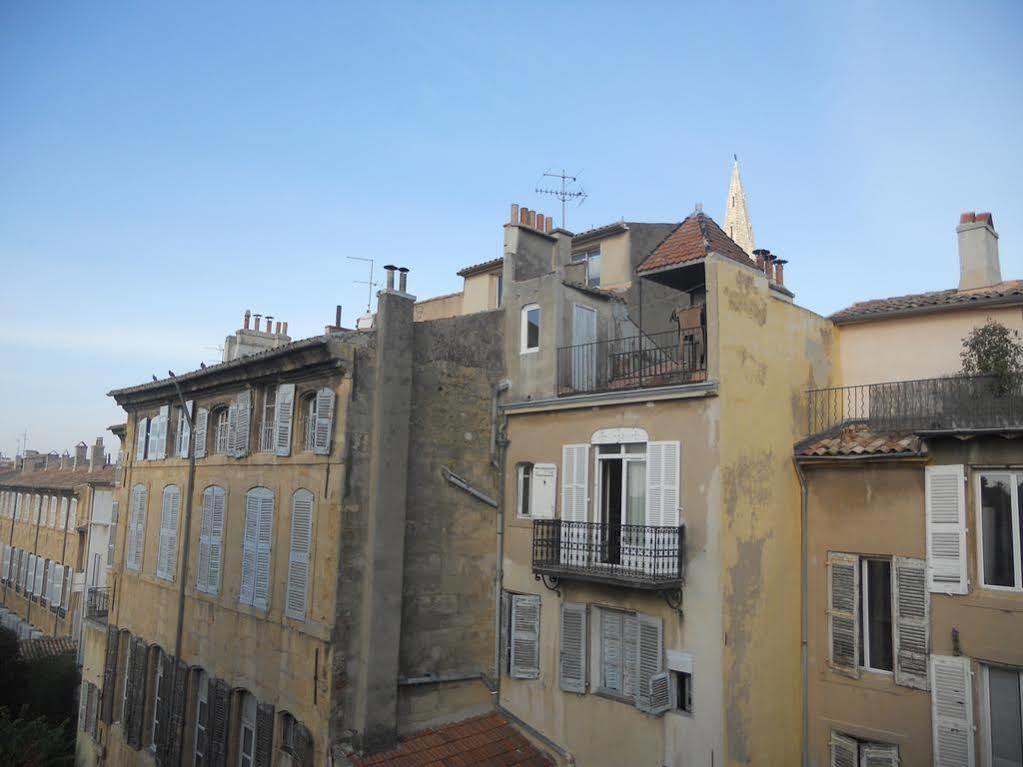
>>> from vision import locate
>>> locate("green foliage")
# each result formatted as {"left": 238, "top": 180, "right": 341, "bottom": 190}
{"left": 960, "top": 319, "right": 1023, "bottom": 394}
{"left": 0, "top": 708, "right": 75, "bottom": 767}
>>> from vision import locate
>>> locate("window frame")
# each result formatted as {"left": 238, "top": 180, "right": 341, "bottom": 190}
{"left": 239, "top": 692, "right": 257, "bottom": 767}
{"left": 571, "top": 247, "right": 602, "bottom": 288}
{"left": 860, "top": 556, "right": 894, "bottom": 675}
{"left": 150, "top": 650, "right": 164, "bottom": 751}
{"left": 212, "top": 407, "right": 230, "bottom": 455}
{"left": 194, "top": 670, "right": 208, "bottom": 767}
{"left": 520, "top": 304, "right": 541, "bottom": 354}
{"left": 259, "top": 387, "right": 276, "bottom": 453}
{"left": 517, "top": 463, "right": 534, "bottom": 518}
{"left": 980, "top": 662, "right": 1023, "bottom": 767}
{"left": 976, "top": 470, "right": 1023, "bottom": 593}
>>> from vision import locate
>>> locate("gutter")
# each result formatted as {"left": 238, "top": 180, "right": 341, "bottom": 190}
{"left": 832, "top": 293, "right": 1023, "bottom": 325}
{"left": 793, "top": 456, "right": 809, "bottom": 767}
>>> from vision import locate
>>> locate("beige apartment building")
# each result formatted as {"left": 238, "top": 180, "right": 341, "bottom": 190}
{"left": 0, "top": 441, "right": 114, "bottom": 643}
{"left": 798, "top": 212, "right": 1023, "bottom": 766}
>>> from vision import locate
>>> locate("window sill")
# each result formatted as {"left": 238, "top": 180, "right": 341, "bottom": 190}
{"left": 593, "top": 689, "right": 635, "bottom": 707}
{"left": 520, "top": 348, "right": 540, "bottom": 356}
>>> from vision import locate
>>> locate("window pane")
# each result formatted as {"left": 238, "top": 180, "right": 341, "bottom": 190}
{"left": 988, "top": 667, "right": 1023, "bottom": 766}
{"left": 866, "top": 559, "right": 893, "bottom": 672}
{"left": 587, "top": 252, "right": 601, "bottom": 287}
{"left": 520, "top": 466, "right": 532, "bottom": 516}
{"left": 626, "top": 461, "right": 646, "bottom": 526}
{"left": 982, "top": 475, "right": 1016, "bottom": 587}
{"left": 526, "top": 308, "right": 540, "bottom": 349}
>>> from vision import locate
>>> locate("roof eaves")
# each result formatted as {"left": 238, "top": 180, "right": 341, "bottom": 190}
{"left": 456, "top": 257, "right": 504, "bottom": 278}
{"left": 832, "top": 292, "right": 1023, "bottom": 324}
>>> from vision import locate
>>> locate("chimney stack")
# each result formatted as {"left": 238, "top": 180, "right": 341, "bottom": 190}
{"left": 398, "top": 267, "right": 409, "bottom": 293}
{"left": 90, "top": 437, "right": 104, "bottom": 473}
{"left": 957, "top": 211, "right": 1001, "bottom": 290}
{"left": 74, "top": 442, "right": 87, "bottom": 469}
{"left": 265, "top": 316, "right": 273, "bottom": 333}
{"left": 243, "top": 310, "right": 251, "bottom": 330}
{"left": 774, "top": 259, "right": 787, "bottom": 287}
{"left": 384, "top": 264, "right": 397, "bottom": 291}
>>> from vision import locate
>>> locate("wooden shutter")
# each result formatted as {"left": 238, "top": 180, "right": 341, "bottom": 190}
{"left": 561, "top": 444, "right": 589, "bottom": 522}
{"left": 197, "top": 488, "right": 213, "bottom": 593}
{"left": 622, "top": 612, "right": 639, "bottom": 700}
{"left": 233, "top": 389, "right": 252, "bottom": 457}
{"left": 635, "top": 614, "right": 663, "bottom": 712}
{"left": 274, "top": 384, "right": 296, "bottom": 457}
{"left": 931, "top": 655, "right": 974, "bottom": 766}
{"left": 313, "top": 388, "right": 335, "bottom": 455}
{"left": 830, "top": 732, "right": 858, "bottom": 767}
{"left": 861, "top": 743, "right": 900, "bottom": 766}
{"left": 500, "top": 591, "right": 510, "bottom": 673}
{"left": 178, "top": 401, "right": 193, "bottom": 458}
{"left": 925, "top": 465, "right": 967, "bottom": 594}
{"left": 155, "top": 652, "right": 173, "bottom": 753}
{"left": 648, "top": 672, "right": 672, "bottom": 716}
{"left": 126, "top": 637, "right": 147, "bottom": 749}
{"left": 255, "top": 701, "right": 275, "bottom": 767}
{"left": 26, "top": 554, "right": 35, "bottom": 595}
{"left": 158, "top": 486, "right": 181, "bottom": 581}
{"left": 101, "top": 624, "right": 119, "bottom": 723}
{"left": 136, "top": 417, "right": 149, "bottom": 461}
{"left": 208, "top": 678, "right": 231, "bottom": 767}
{"left": 531, "top": 464, "right": 557, "bottom": 519}
{"left": 240, "top": 491, "right": 260, "bottom": 606}
{"left": 163, "top": 659, "right": 188, "bottom": 767}
{"left": 292, "top": 722, "right": 313, "bottom": 767}
{"left": 893, "top": 557, "right": 929, "bottom": 690}
{"left": 646, "top": 441, "right": 680, "bottom": 526}
{"left": 510, "top": 593, "right": 540, "bottom": 679}
{"left": 559, "top": 602, "right": 587, "bottom": 693}
{"left": 128, "top": 485, "right": 147, "bottom": 571}
{"left": 601, "top": 610, "right": 623, "bottom": 692}
{"left": 828, "top": 552, "right": 859, "bottom": 676}
{"left": 51, "top": 564, "right": 63, "bottom": 604}
{"left": 194, "top": 408, "right": 209, "bottom": 459}
{"left": 286, "top": 489, "right": 314, "bottom": 620}
{"left": 198, "top": 487, "right": 226, "bottom": 595}
{"left": 254, "top": 490, "right": 274, "bottom": 611}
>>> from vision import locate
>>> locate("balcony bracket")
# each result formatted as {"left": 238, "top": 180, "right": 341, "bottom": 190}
{"left": 662, "top": 587, "right": 684, "bottom": 616}
{"left": 535, "top": 573, "right": 561, "bottom": 597}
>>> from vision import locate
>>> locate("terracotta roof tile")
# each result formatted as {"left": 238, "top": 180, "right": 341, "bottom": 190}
{"left": 796, "top": 422, "right": 926, "bottom": 459}
{"left": 636, "top": 212, "right": 753, "bottom": 274}
{"left": 18, "top": 635, "right": 77, "bottom": 661}
{"left": 349, "top": 713, "right": 553, "bottom": 767}
{"left": 0, "top": 465, "right": 114, "bottom": 490}
{"left": 456, "top": 258, "right": 503, "bottom": 278}
{"left": 831, "top": 280, "right": 1023, "bottom": 323}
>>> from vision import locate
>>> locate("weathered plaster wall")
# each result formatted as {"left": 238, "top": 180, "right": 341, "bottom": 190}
{"left": 463, "top": 270, "right": 501, "bottom": 315}
{"left": 499, "top": 397, "right": 723, "bottom": 767}
{"left": 711, "top": 255, "right": 837, "bottom": 766}
{"left": 414, "top": 292, "right": 463, "bottom": 322}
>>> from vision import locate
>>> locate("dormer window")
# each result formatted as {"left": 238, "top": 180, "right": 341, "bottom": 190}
{"left": 521, "top": 304, "right": 540, "bottom": 354}
{"left": 572, "top": 247, "right": 601, "bottom": 288}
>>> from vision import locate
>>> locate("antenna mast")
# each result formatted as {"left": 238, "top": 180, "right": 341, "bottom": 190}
{"left": 535, "top": 169, "right": 587, "bottom": 229}
{"left": 347, "top": 256, "right": 379, "bottom": 313}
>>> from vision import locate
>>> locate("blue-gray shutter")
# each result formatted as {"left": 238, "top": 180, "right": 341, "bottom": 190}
{"left": 312, "top": 388, "right": 335, "bottom": 455}
{"left": 510, "top": 594, "right": 540, "bottom": 679}
{"left": 274, "top": 384, "right": 296, "bottom": 457}
{"left": 559, "top": 602, "right": 587, "bottom": 693}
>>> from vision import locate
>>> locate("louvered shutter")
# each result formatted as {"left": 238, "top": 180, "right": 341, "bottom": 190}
{"left": 101, "top": 624, "right": 119, "bottom": 723}
{"left": 925, "top": 465, "right": 967, "bottom": 594}
{"left": 286, "top": 489, "right": 313, "bottom": 620}
{"left": 208, "top": 487, "right": 225, "bottom": 594}
{"left": 1, "top": 545, "right": 8, "bottom": 582}
{"left": 197, "top": 488, "right": 213, "bottom": 593}
{"left": 601, "top": 610, "right": 623, "bottom": 691}
{"left": 159, "top": 404, "right": 170, "bottom": 459}
{"left": 26, "top": 554, "right": 35, "bottom": 595}
{"left": 240, "top": 492, "right": 260, "bottom": 606}
{"left": 255, "top": 701, "right": 275, "bottom": 767}
{"left": 635, "top": 614, "right": 664, "bottom": 712}
{"left": 622, "top": 612, "right": 639, "bottom": 700}
{"left": 893, "top": 557, "right": 929, "bottom": 689}
{"left": 531, "top": 464, "right": 557, "bottom": 519}
{"left": 313, "top": 388, "right": 335, "bottom": 455}
{"left": 158, "top": 486, "right": 181, "bottom": 581}
{"left": 51, "top": 564, "right": 63, "bottom": 604}
{"left": 274, "top": 384, "right": 296, "bottom": 457}
{"left": 828, "top": 552, "right": 859, "bottom": 676}
{"left": 128, "top": 485, "right": 147, "bottom": 571}
{"left": 931, "top": 655, "right": 974, "bottom": 766}
{"left": 233, "top": 389, "right": 252, "bottom": 457}
{"left": 208, "top": 678, "right": 231, "bottom": 767}
{"left": 136, "top": 417, "right": 149, "bottom": 461}
{"left": 510, "top": 593, "right": 540, "bottom": 679}
{"left": 861, "top": 743, "right": 900, "bottom": 766}
{"left": 162, "top": 659, "right": 188, "bottom": 767}
{"left": 253, "top": 491, "right": 274, "bottom": 611}
{"left": 178, "top": 401, "right": 193, "bottom": 458}
{"left": 561, "top": 445, "right": 589, "bottom": 522}
{"left": 292, "top": 722, "right": 313, "bottom": 767}
{"left": 559, "top": 602, "right": 587, "bottom": 693}
{"left": 126, "top": 637, "right": 147, "bottom": 749}
{"left": 59, "top": 497, "right": 67, "bottom": 528}
{"left": 194, "top": 408, "right": 209, "bottom": 458}
{"left": 830, "top": 732, "right": 858, "bottom": 767}
{"left": 648, "top": 672, "right": 672, "bottom": 715}
{"left": 646, "top": 441, "right": 681, "bottom": 526}
{"left": 226, "top": 400, "right": 239, "bottom": 457}
{"left": 500, "top": 591, "right": 510, "bottom": 673}
{"left": 154, "top": 652, "right": 173, "bottom": 754}
{"left": 69, "top": 497, "right": 77, "bottom": 528}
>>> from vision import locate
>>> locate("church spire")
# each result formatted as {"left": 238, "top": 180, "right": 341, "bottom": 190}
{"left": 725, "top": 155, "right": 755, "bottom": 258}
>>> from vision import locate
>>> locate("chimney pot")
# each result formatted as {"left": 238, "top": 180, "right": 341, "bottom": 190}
{"left": 957, "top": 210, "right": 1001, "bottom": 290}
{"left": 528, "top": 210, "right": 536, "bottom": 229}
{"left": 253, "top": 314, "right": 262, "bottom": 332}
{"left": 536, "top": 213, "right": 545, "bottom": 231}
{"left": 275, "top": 321, "right": 281, "bottom": 335}
{"left": 384, "top": 264, "right": 397, "bottom": 290}
{"left": 282, "top": 321, "right": 288, "bottom": 336}
{"left": 510, "top": 204, "right": 519, "bottom": 224}
{"left": 520, "top": 207, "right": 529, "bottom": 225}
{"left": 398, "top": 266, "right": 409, "bottom": 293}
{"left": 265, "top": 317, "right": 273, "bottom": 333}
{"left": 243, "top": 310, "right": 251, "bottom": 330}
{"left": 774, "top": 259, "right": 788, "bottom": 286}
{"left": 959, "top": 212, "right": 976, "bottom": 225}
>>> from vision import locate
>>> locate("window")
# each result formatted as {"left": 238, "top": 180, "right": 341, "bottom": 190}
{"left": 496, "top": 274, "right": 504, "bottom": 307}
{"left": 151, "top": 651, "right": 164, "bottom": 749}
{"left": 517, "top": 464, "right": 533, "bottom": 517}
{"left": 259, "top": 387, "right": 276, "bottom": 453}
{"left": 572, "top": 247, "right": 601, "bottom": 288}
{"left": 593, "top": 607, "right": 667, "bottom": 713}
{"left": 176, "top": 400, "right": 193, "bottom": 458}
{"left": 194, "top": 671, "right": 209, "bottom": 767}
{"left": 136, "top": 416, "right": 151, "bottom": 462}
{"left": 240, "top": 488, "right": 274, "bottom": 611}
{"left": 984, "top": 664, "right": 1023, "bottom": 767}
{"left": 506, "top": 592, "right": 540, "bottom": 679}
{"left": 521, "top": 304, "right": 540, "bottom": 353}
{"left": 239, "top": 693, "right": 257, "bottom": 767}
{"left": 596, "top": 442, "right": 647, "bottom": 564}
{"left": 126, "top": 484, "right": 148, "bottom": 571}
{"left": 302, "top": 388, "right": 335, "bottom": 454}
{"left": 285, "top": 489, "right": 314, "bottom": 621}
{"left": 213, "top": 408, "right": 230, "bottom": 455}
{"left": 197, "top": 486, "right": 226, "bottom": 595}
{"left": 280, "top": 712, "right": 296, "bottom": 756}
{"left": 108, "top": 501, "right": 118, "bottom": 567}
{"left": 157, "top": 485, "right": 181, "bottom": 581}
{"left": 830, "top": 731, "right": 899, "bottom": 766}
{"left": 978, "top": 472, "right": 1023, "bottom": 590}
{"left": 303, "top": 395, "right": 318, "bottom": 452}
{"left": 860, "top": 558, "right": 893, "bottom": 673}
{"left": 674, "top": 670, "right": 693, "bottom": 714}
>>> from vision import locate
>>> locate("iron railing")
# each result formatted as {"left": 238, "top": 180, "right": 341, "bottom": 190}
{"left": 85, "top": 586, "right": 110, "bottom": 623}
{"left": 532, "top": 520, "right": 685, "bottom": 588}
{"left": 556, "top": 327, "right": 707, "bottom": 396}
{"left": 806, "top": 375, "right": 1023, "bottom": 436}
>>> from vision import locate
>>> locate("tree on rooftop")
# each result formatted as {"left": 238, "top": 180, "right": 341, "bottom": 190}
{"left": 960, "top": 318, "right": 1023, "bottom": 395}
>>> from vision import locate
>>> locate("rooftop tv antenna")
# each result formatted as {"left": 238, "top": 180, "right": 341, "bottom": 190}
{"left": 347, "top": 256, "right": 379, "bottom": 313}
{"left": 535, "top": 169, "right": 587, "bottom": 229}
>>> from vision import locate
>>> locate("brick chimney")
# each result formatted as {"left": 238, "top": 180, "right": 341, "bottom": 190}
{"left": 957, "top": 212, "right": 1001, "bottom": 290}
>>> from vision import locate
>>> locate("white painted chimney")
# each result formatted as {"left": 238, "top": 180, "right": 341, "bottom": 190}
{"left": 957, "top": 211, "right": 1001, "bottom": 290}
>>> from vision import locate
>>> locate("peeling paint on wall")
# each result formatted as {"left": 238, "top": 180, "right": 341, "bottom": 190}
{"left": 723, "top": 272, "right": 767, "bottom": 327}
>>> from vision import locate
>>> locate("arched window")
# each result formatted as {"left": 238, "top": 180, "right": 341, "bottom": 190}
{"left": 240, "top": 488, "right": 274, "bottom": 611}
{"left": 156, "top": 485, "right": 181, "bottom": 581}
{"left": 302, "top": 388, "right": 336, "bottom": 454}
{"left": 285, "top": 489, "right": 314, "bottom": 621}
{"left": 238, "top": 692, "right": 257, "bottom": 767}
{"left": 302, "top": 394, "right": 318, "bottom": 452}
{"left": 212, "top": 407, "right": 230, "bottom": 455}
{"left": 280, "top": 711, "right": 297, "bottom": 755}
{"left": 193, "top": 669, "right": 209, "bottom": 766}
{"left": 149, "top": 647, "right": 165, "bottom": 750}
{"left": 197, "top": 486, "right": 226, "bottom": 595}
{"left": 126, "top": 484, "right": 148, "bottom": 571}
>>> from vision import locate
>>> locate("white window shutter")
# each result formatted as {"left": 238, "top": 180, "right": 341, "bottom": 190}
{"left": 274, "top": 384, "right": 296, "bottom": 457}
{"left": 830, "top": 732, "right": 858, "bottom": 767}
{"left": 648, "top": 672, "right": 672, "bottom": 716}
{"left": 925, "top": 465, "right": 967, "bottom": 594}
{"left": 234, "top": 389, "right": 251, "bottom": 457}
{"left": 240, "top": 492, "right": 259, "bottom": 606}
{"left": 930, "top": 654, "right": 974, "bottom": 767}
{"left": 208, "top": 486, "right": 225, "bottom": 594}
{"left": 531, "top": 464, "right": 557, "bottom": 520}
{"left": 34, "top": 556, "right": 43, "bottom": 596}
{"left": 646, "top": 441, "right": 680, "bottom": 527}
{"left": 860, "top": 743, "right": 900, "bottom": 766}
{"left": 828, "top": 552, "right": 859, "bottom": 676}
{"left": 313, "top": 388, "right": 335, "bottom": 455}
{"left": 197, "top": 489, "right": 213, "bottom": 593}
{"left": 128, "top": 485, "right": 147, "bottom": 571}
{"left": 52, "top": 564, "right": 63, "bottom": 605}
{"left": 559, "top": 602, "right": 587, "bottom": 693}
{"left": 178, "top": 401, "right": 193, "bottom": 458}
{"left": 194, "top": 408, "right": 209, "bottom": 459}
{"left": 510, "top": 594, "right": 540, "bottom": 679}
{"left": 893, "top": 557, "right": 929, "bottom": 690}
{"left": 622, "top": 612, "right": 639, "bottom": 700}
{"left": 253, "top": 490, "right": 274, "bottom": 611}
{"left": 635, "top": 614, "right": 663, "bottom": 712}
{"left": 69, "top": 498, "right": 77, "bottom": 529}
{"left": 158, "top": 405, "right": 169, "bottom": 459}
{"left": 227, "top": 401, "right": 240, "bottom": 457}
{"left": 561, "top": 444, "right": 589, "bottom": 522}
{"left": 601, "top": 610, "right": 623, "bottom": 691}
{"left": 26, "top": 554, "right": 35, "bottom": 594}
{"left": 158, "top": 486, "right": 180, "bottom": 581}
{"left": 285, "top": 489, "right": 314, "bottom": 620}
{"left": 135, "top": 417, "right": 148, "bottom": 462}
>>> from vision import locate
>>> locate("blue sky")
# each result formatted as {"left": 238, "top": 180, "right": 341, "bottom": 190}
{"left": 1, "top": 1, "right": 1021, "bottom": 458}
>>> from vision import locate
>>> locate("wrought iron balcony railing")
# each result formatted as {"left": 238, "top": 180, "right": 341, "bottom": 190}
{"left": 85, "top": 586, "right": 110, "bottom": 623}
{"left": 806, "top": 375, "right": 1023, "bottom": 436}
{"left": 556, "top": 327, "right": 707, "bottom": 397}
{"left": 532, "top": 520, "right": 685, "bottom": 589}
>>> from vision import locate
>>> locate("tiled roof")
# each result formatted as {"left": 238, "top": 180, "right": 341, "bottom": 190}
{"left": 0, "top": 465, "right": 114, "bottom": 490}
{"left": 18, "top": 635, "right": 77, "bottom": 661}
{"left": 636, "top": 212, "right": 753, "bottom": 274}
{"left": 831, "top": 280, "right": 1023, "bottom": 323}
{"left": 796, "top": 422, "right": 925, "bottom": 459}
{"left": 349, "top": 712, "right": 554, "bottom": 767}
{"left": 561, "top": 280, "right": 625, "bottom": 302}
{"left": 456, "top": 258, "right": 503, "bottom": 278}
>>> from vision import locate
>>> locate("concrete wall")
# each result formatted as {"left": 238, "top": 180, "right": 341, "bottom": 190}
{"left": 463, "top": 270, "right": 501, "bottom": 315}
{"left": 838, "top": 305, "right": 1023, "bottom": 386}
{"left": 414, "top": 292, "right": 463, "bottom": 322}
{"left": 710, "top": 254, "right": 837, "bottom": 766}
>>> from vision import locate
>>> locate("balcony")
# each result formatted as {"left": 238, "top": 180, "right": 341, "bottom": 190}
{"left": 532, "top": 520, "right": 685, "bottom": 590}
{"left": 556, "top": 327, "right": 707, "bottom": 397}
{"left": 806, "top": 375, "right": 1023, "bottom": 436}
{"left": 85, "top": 586, "right": 110, "bottom": 624}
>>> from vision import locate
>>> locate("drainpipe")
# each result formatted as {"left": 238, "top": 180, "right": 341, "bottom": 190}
{"left": 491, "top": 379, "right": 510, "bottom": 703}
{"left": 793, "top": 457, "right": 809, "bottom": 767}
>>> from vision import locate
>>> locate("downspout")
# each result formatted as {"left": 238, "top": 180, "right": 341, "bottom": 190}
{"left": 491, "top": 379, "right": 510, "bottom": 704}
{"left": 793, "top": 457, "right": 809, "bottom": 767}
